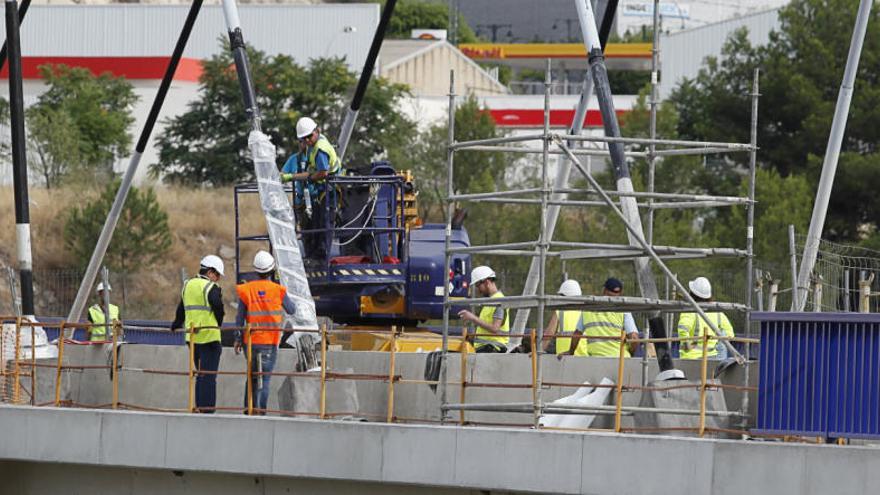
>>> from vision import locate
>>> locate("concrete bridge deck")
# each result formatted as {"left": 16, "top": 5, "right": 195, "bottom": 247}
{"left": 1, "top": 404, "right": 879, "bottom": 494}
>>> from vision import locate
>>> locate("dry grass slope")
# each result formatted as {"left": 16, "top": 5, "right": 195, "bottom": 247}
{"left": 0, "top": 186, "right": 267, "bottom": 319}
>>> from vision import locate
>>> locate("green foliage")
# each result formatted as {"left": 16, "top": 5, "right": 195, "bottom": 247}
{"left": 669, "top": 0, "right": 880, "bottom": 241}
{"left": 32, "top": 65, "right": 137, "bottom": 175}
{"left": 152, "top": 45, "right": 416, "bottom": 186}
{"left": 64, "top": 181, "right": 172, "bottom": 276}
{"left": 382, "top": 0, "right": 477, "bottom": 42}
{"left": 27, "top": 106, "right": 85, "bottom": 188}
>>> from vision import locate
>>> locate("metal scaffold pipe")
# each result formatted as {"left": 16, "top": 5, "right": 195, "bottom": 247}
{"left": 0, "top": 0, "right": 30, "bottom": 72}
{"left": 337, "top": 0, "right": 397, "bottom": 161}
{"left": 67, "top": 0, "right": 205, "bottom": 323}
{"left": 795, "top": 0, "right": 874, "bottom": 311}
{"left": 6, "top": 0, "right": 33, "bottom": 316}
{"left": 512, "top": 0, "right": 619, "bottom": 334}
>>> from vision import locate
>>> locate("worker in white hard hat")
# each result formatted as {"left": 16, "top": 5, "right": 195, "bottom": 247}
{"left": 280, "top": 116, "right": 342, "bottom": 261}
{"left": 457, "top": 265, "right": 509, "bottom": 353}
{"left": 86, "top": 281, "right": 120, "bottom": 342}
{"left": 233, "top": 250, "right": 297, "bottom": 414}
{"left": 171, "top": 255, "right": 226, "bottom": 413}
{"left": 676, "top": 276, "right": 735, "bottom": 360}
{"left": 543, "top": 280, "right": 588, "bottom": 356}
{"left": 569, "top": 278, "right": 641, "bottom": 358}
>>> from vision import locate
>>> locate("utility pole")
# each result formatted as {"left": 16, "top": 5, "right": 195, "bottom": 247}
{"left": 477, "top": 23, "right": 512, "bottom": 42}
{"left": 6, "top": 0, "right": 33, "bottom": 316}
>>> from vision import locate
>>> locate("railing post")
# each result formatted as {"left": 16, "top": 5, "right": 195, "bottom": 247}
{"left": 768, "top": 279, "right": 779, "bottom": 312}
{"left": 12, "top": 316, "right": 20, "bottom": 403}
{"left": 614, "top": 332, "right": 627, "bottom": 433}
{"left": 54, "top": 322, "right": 65, "bottom": 407}
{"left": 29, "top": 323, "right": 35, "bottom": 405}
{"left": 187, "top": 324, "right": 195, "bottom": 413}
{"left": 698, "top": 331, "right": 710, "bottom": 437}
{"left": 246, "top": 324, "right": 253, "bottom": 416}
{"left": 812, "top": 274, "right": 823, "bottom": 312}
{"left": 320, "top": 323, "right": 327, "bottom": 419}
{"left": 859, "top": 272, "right": 873, "bottom": 313}
{"left": 111, "top": 320, "right": 120, "bottom": 409}
{"left": 386, "top": 326, "right": 397, "bottom": 423}
{"left": 459, "top": 327, "right": 468, "bottom": 426}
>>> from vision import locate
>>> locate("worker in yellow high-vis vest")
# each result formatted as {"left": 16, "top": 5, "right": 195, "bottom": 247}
{"left": 86, "top": 282, "right": 119, "bottom": 342}
{"left": 281, "top": 116, "right": 342, "bottom": 261}
{"left": 171, "top": 255, "right": 226, "bottom": 413}
{"left": 544, "top": 279, "right": 588, "bottom": 356}
{"left": 457, "top": 265, "right": 509, "bottom": 353}
{"left": 677, "top": 276, "right": 735, "bottom": 360}
{"left": 568, "top": 278, "right": 640, "bottom": 358}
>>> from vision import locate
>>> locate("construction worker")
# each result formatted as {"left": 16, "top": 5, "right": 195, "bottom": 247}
{"left": 457, "top": 265, "right": 509, "bottom": 353}
{"left": 86, "top": 282, "right": 119, "bottom": 342}
{"left": 171, "top": 255, "right": 226, "bottom": 414}
{"left": 570, "top": 278, "right": 640, "bottom": 358}
{"left": 281, "top": 116, "right": 341, "bottom": 261}
{"left": 677, "top": 276, "right": 735, "bottom": 360}
{"left": 544, "top": 279, "right": 588, "bottom": 356}
{"left": 234, "top": 250, "right": 297, "bottom": 414}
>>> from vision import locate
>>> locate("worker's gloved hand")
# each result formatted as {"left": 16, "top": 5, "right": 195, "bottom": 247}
{"left": 234, "top": 340, "right": 243, "bottom": 355}
{"left": 280, "top": 173, "right": 294, "bottom": 183}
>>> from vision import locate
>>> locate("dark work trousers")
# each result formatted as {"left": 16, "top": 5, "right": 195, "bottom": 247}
{"left": 193, "top": 341, "right": 222, "bottom": 413}
{"left": 304, "top": 199, "right": 328, "bottom": 260}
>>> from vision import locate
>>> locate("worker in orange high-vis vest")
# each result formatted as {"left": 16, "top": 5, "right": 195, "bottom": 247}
{"left": 234, "top": 250, "right": 297, "bottom": 414}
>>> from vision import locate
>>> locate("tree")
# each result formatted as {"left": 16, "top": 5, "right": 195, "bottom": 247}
{"left": 27, "top": 106, "right": 84, "bottom": 188}
{"left": 152, "top": 46, "right": 416, "bottom": 186}
{"left": 32, "top": 64, "right": 138, "bottom": 178}
{"left": 381, "top": 0, "right": 477, "bottom": 43}
{"left": 669, "top": 0, "right": 880, "bottom": 241}
{"left": 64, "top": 181, "right": 171, "bottom": 303}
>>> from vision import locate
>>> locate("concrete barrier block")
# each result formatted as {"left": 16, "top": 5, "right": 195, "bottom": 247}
{"left": 25, "top": 406, "right": 102, "bottom": 463}
{"left": 454, "top": 428, "right": 584, "bottom": 494}
{"left": 380, "top": 424, "right": 457, "bottom": 484}
{"left": 0, "top": 406, "right": 29, "bottom": 458}
{"left": 99, "top": 410, "right": 168, "bottom": 468}
{"left": 711, "top": 440, "right": 805, "bottom": 495}
{"left": 271, "top": 419, "right": 384, "bottom": 480}
{"left": 165, "top": 414, "right": 275, "bottom": 473}
{"left": 582, "top": 433, "right": 715, "bottom": 494}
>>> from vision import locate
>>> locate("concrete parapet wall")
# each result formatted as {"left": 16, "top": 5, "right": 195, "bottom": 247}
{"left": 0, "top": 405, "right": 877, "bottom": 495}
{"left": 36, "top": 344, "right": 757, "bottom": 426}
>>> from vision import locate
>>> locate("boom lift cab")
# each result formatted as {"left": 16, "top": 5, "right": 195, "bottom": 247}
{"left": 235, "top": 162, "right": 470, "bottom": 325}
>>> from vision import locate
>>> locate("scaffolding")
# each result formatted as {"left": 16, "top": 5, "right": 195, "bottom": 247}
{"left": 439, "top": 64, "right": 761, "bottom": 430}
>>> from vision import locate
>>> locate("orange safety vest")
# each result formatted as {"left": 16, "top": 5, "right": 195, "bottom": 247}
{"left": 236, "top": 279, "right": 287, "bottom": 346}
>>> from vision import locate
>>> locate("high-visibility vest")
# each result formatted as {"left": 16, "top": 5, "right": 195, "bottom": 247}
{"left": 236, "top": 279, "right": 287, "bottom": 346}
{"left": 476, "top": 291, "right": 509, "bottom": 348}
{"left": 677, "top": 312, "right": 734, "bottom": 360}
{"left": 555, "top": 310, "right": 588, "bottom": 356}
{"left": 87, "top": 303, "right": 119, "bottom": 341}
{"left": 582, "top": 311, "right": 630, "bottom": 358}
{"left": 182, "top": 276, "right": 220, "bottom": 344}
{"left": 307, "top": 135, "right": 341, "bottom": 182}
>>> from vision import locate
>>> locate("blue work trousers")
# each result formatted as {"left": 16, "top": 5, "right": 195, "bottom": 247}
{"left": 244, "top": 344, "right": 278, "bottom": 414}
{"left": 193, "top": 341, "right": 222, "bottom": 413}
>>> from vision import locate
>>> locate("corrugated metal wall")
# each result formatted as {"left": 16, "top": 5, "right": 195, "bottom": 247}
{"left": 382, "top": 44, "right": 508, "bottom": 97}
{"left": 0, "top": 4, "right": 379, "bottom": 69}
{"left": 658, "top": 8, "right": 780, "bottom": 99}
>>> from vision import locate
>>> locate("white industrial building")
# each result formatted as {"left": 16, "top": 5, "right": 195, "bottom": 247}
{"left": 658, "top": 7, "right": 781, "bottom": 98}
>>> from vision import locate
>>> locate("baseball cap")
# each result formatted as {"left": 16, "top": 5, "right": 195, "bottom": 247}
{"left": 603, "top": 277, "right": 623, "bottom": 292}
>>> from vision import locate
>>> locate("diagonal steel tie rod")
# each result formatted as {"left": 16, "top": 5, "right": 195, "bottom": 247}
{"left": 553, "top": 136, "right": 744, "bottom": 363}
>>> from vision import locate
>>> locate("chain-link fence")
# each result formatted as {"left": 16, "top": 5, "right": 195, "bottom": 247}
{"left": 790, "top": 235, "right": 880, "bottom": 313}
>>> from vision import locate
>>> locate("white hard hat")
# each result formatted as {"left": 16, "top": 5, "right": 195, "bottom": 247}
{"left": 296, "top": 116, "right": 318, "bottom": 139}
{"left": 253, "top": 250, "right": 276, "bottom": 273}
{"left": 557, "top": 279, "right": 582, "bottom": 297}
{"left": 96, "top": 282, "right": 111, "bottom": 293}
{"left": 471, "top": 265, "right": 496, "bottom": 286}
{"left": 200, "top": 255, "right": 225, "bottom": 277}
{"left": 688, "top": 276, "right": 712, "bottom": 299}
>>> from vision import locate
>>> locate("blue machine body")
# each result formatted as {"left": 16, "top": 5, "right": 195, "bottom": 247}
{"left": 235, "top": 162, "right": 470, "bottom": 325}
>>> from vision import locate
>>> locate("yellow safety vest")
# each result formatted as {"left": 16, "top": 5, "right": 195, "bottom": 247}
{"left": 87, "top": 303, "right": 119, "bottom": 341}
{"left": 555, "top": 310, "right": 588, "bottom": 356}
{"left": 476, "top": 291, "right": 509, "bottom": 348}
{"left": 582, "top": 311, "right": 630, "bottom": 358}
{"left": 677, "top": 312, "right": 734, "bottom": 360}
{"left": 182, "top": 276, "right": 221, "bottom": 344}
{"left": 307, "top": 135, "right": 341, "bottom": 181}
